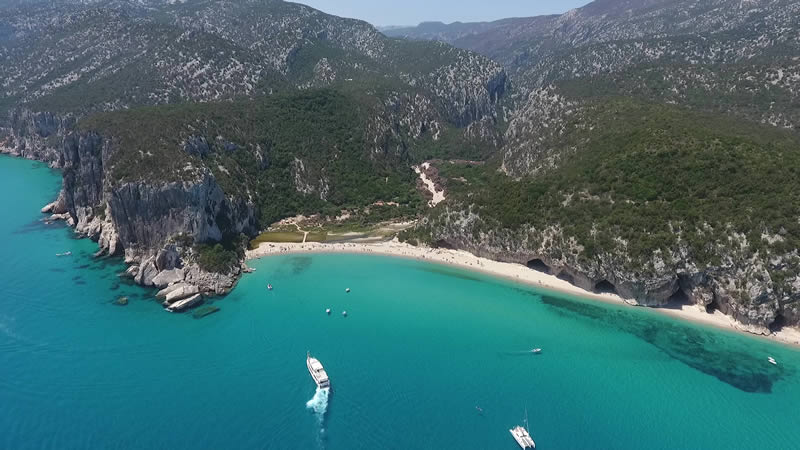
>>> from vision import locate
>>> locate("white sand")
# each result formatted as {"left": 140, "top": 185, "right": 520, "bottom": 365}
{"left": 247, "top": 239, "right": 800, "bottom": 349}
{"left": 414, "top": 163, "right": 445, "bottom": 206}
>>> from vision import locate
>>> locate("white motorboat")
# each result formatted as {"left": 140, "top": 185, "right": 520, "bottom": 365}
{"left": 307, "top": 352, "right": 330, "bottom": 389}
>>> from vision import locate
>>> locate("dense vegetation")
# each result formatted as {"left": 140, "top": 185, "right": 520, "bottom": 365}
{"left": 557, "top": 60, "right": 800, "bottom": 133}
{"left": 434, "top": 98, "right": 800, "bottom": 271}
{"left": 194, "top": 235, "right": 248, "bottom": 274}
{"left": 81, "top": 89, "right": 434, "bottom": 227}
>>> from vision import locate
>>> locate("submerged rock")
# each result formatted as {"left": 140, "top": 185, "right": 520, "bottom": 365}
{"left": 115, "top": 297, "right": 128, "bottom": 306}
{"left": 192, "top": 305, "right": 220, "bottom": 319}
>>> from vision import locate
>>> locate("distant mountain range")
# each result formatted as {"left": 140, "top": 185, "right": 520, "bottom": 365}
{"left": 1, "top": 0, "right": 799, "bottom": 332}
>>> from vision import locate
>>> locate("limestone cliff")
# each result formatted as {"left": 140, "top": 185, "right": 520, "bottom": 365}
{"left": 2, "top": 111, "right": 256, "bottom": 295}
{"left": 417, "top": 203, "right": 800, "bottom": 333}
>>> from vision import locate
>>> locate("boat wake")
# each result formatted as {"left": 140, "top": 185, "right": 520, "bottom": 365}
{"left": 500, "top": 350, "right": 543, "bottom": 357}
{"left": 307, "top": 387, "right": 330, "bottom": 446}
{"left": 306, "top": 387, "right": 330, "bottom": 422}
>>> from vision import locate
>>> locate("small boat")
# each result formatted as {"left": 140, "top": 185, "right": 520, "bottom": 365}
{"left": 326, "top": 308, "right": 331, "bottom": 315}
{"left": 56, "top": 251, "right": 72, "bottom": 257}
{"left": 509, "top": 408, "right": 536, "bottom": 449}
{"left": 531, "top": 348, "right": 542, "bottom": 354}
{"left": 345, "top": 288, "right": 351, "bottom": 293}
{"left": 768, "top": 357, "right": 777, "bottom": 365}
{"left": 267, "top": 284, "right": 273, "bottom": 291}
{"left": 342, "top": 311, "right": 348, "bottom": 317}
{"left": 475, "top": 406, "right": 484, "bottom": 413}
{"left": 307, "top": 352, "right": 330, "bottom": 389}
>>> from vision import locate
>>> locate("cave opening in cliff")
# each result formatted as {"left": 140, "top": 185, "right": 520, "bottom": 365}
{"left": 667, "top": 287, "right": 690, "bottom": 308}
{"left": 557, "top": 271, "right": 574, "bottom": 285}
{"left": 431, "top": 240, "right": 455, "bottom": 250}
{"left": 594, "top": 280, "right": 617, "bottom": 295}
{"left": 706, "top": 299, "right": 719, "bottom": 314}
{"left": 769, "top": 313, "right": 787, "bottom": 333}
{"left": 526, "top": 258, "right": 551, "bottom": 274}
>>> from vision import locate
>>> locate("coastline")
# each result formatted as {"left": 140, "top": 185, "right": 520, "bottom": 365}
{"left": 246, "top": 239, "right": 800, "bottom": 349}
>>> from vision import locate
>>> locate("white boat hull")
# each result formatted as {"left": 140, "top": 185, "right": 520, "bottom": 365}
{"left": 307, "top": 353, "right": 330, "bottom": 389}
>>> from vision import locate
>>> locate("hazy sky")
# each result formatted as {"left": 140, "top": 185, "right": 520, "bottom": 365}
{"left": 297, "top": 0, "right": 591, "bottom": 27}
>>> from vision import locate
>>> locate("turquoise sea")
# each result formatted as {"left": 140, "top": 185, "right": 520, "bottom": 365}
{"left": 1, "top": 154, "right": 800, "bottom": 449}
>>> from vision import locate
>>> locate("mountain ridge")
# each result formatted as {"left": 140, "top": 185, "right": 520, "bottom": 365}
{"left": 2, "top": 0, "right": 799, "bottom": 333}
{"left": 391, "top": 0, "right": 800, "bottom": 333}
{"left": 1, "top": 0, "right": 508, "bottom": 295}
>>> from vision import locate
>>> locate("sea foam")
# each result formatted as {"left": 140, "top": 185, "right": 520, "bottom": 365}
{"left": 306, "top": 387, "right": 330, "bottom": 421}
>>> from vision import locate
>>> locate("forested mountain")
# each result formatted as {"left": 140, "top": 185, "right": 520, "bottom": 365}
{"left": 0, "top": 0, "right": 507, "bottom": 293}
{"left": 392, "top": 0, "right": 800, "bottom": 333}
{"left": 2, "top": 0, "right": 799, "bottom": 333}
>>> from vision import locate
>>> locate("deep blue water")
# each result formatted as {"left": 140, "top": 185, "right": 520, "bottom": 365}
{"left": 1, "top": 154, "right": 799, "bottom": 449}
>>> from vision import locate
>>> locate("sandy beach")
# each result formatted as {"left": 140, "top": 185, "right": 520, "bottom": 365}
{"left": 247, "top": 239, "right": 800, "bottom": 349}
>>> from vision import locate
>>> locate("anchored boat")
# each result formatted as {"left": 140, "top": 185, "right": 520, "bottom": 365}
{"left": 307, "top": 352, "right": 330, "bottom": 389}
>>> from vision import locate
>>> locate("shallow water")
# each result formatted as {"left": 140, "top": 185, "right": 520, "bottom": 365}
{"left": 1, "top": 155, "right": 799, "bottom": 449}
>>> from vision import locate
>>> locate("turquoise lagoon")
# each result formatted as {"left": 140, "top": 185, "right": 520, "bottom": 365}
{"left": 1, "top": 154, "right": 799, "bottom": 449}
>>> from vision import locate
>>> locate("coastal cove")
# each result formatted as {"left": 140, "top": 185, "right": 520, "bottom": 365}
{"left": 247, "top": 241, "right": 800, "bottom": 349}
{"left": 2, "top": 154, "right": 800, "bottom": 449}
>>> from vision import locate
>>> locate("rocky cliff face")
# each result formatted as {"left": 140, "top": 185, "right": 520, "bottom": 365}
{"left": 110, "top": 174, "right": 255, "bottom": 255}
{"left": 423, "top": 205, "right": 800, "bottom": 333}
{"left": 6, "top": 114, "right": 257, "bottom": 295}
{"left": 389, "top": 0, "right": 800, "bottom": 334}
{"left": 0, "top": 109, "right": 74, "bottom": 165}
{"left": 0, "top": 0, "right": 509, "bottom": 300}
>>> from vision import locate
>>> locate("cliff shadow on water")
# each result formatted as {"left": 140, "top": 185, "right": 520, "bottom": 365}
{"left": 540, "top": 295, "right": 793, "bottom": 393}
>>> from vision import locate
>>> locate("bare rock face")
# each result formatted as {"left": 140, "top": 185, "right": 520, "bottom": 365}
{"left": 41, "top": 190, "right": 67, "bottom": 214}
{"left": 35, "top": 128, "right": 254, "bottom": 296}
{"left": 151, "top": 269, "right": 185, "bottom": 289}
{"left": 183, "top": 263, "right": 238, "bottom": 296}
{"left": 0, "top": 110, "right": 74, "bottom": 165}
{"left": 110, "top": 171, "right": 256, "bottom": 254}
{"left": 156, "top": 282, "right": 184, "bottom": 300}
{"left": 125, "top": 265, "right": 140, "bottom": 278}
{"left": 422, "top": 206, "right": 800, "bottom": 331}
{"left": 134, "top": 257, "right": 159, "bottom": 287}
{"left": 155, "top": 245, "right": 181, "bottom": 271}
{"left": 164, "top": 283, "right": 200, "bottom": 304}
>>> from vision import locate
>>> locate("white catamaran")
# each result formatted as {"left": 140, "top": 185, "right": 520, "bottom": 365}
{"left": 509, "top": 408, "right": 536, "bottom": 449}
{"left": 306, "top": 352, "right": 330, "bottom": 389}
